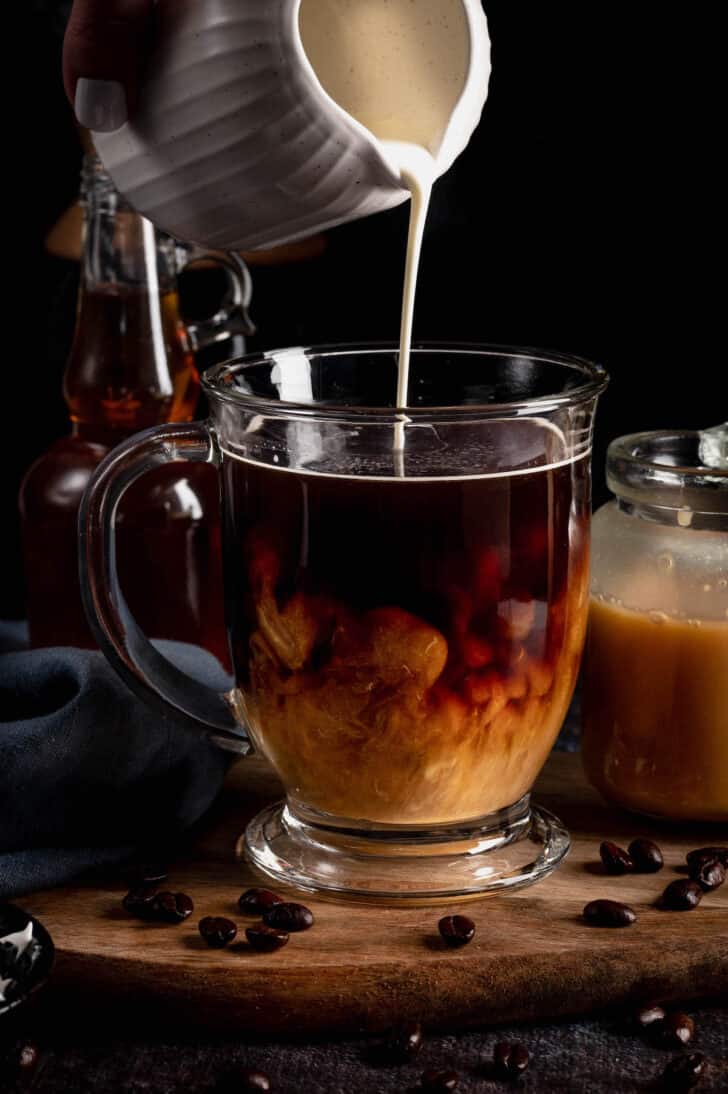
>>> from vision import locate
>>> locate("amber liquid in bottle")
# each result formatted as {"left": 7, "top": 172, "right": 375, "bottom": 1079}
{"left": 19, "top": 158, "right": 227, "bottom": 663}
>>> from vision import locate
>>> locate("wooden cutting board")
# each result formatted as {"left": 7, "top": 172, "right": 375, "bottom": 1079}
{"left": 23, "top": 754, "right": 728, "bottom": 1035}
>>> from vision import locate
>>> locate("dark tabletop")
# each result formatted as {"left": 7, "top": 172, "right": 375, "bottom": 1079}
{"left": 5, "top": 997, "right": 727, "bottom": 1093}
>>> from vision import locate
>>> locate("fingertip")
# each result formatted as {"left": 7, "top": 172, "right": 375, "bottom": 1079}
{"left": 74, "top": 78, "right": 128, "bottom": 133}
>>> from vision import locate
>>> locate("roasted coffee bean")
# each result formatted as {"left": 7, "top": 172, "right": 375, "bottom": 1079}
{"left": 493, "top": 1041, "right": 530, "bottom": 1079}
{"left": 199, "top": 916, "right": 238, "bottom": 948}
{"left": 689, "top": 858, "right": 725, "bottom": 892}
{"left": 599, "top": 841, "right": 634, "bottom": 875}
{"left": 18, "top": 1042, "right": 40, "bottom": 1072}
{"left": 262, "top": 902, "right": 314, "bottom": 932}
{"left": 686, "top": 847, "right": 728, "bottom": 869}
{"left": 0, "top": 1040, "right": 41, "bottom": 1082}
{"left": 656, "top": 1013, "right": 695, "bottom": 1049}
{"left": 386, "top": 1020, "right": 423, "bottom": 1062}
{"left": 237, "top": 1069, "right": 272, "bottom": 1092}
{"left": 628, "top": 838, "right": 664, "bottom": 873}
{"left": 661, "top": 880, "right": 703, "bottom": 911}
{"left": 421, "top": 1069, "right": 459, "bottom": 1091}
{"left": 238, "top": 888, "right": 284, "bottom": 915}
{"left": 149, "top": 891, "right": 194, "bottom": 923}
{"left": 583, "top": 899, "right": 636, "bottom": 927}
{"left": 635, "top": 1003, "right": 667, "bottom": 1032}
{"left": 661, "top": 1053, "right": 706, "bottom": 1091}
{"left": 438, "top": 915, "right": 476, "bottom": 947}
{"left": 245, "top": 924, "right": 289, "bottom": 952}
{"left": 122, "top": 883, "right": 159, "bottom": 919}
{"left": 217, "top": 1069, "right": 272, "bottom": 1093}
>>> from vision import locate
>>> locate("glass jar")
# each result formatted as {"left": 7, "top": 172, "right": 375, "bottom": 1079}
{"left": 582, "top": 429, "right": 728, "bottom": 822}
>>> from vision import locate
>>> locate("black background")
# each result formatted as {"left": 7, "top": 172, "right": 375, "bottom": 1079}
{"left": 6, "top": 1, "right": 722, "bottom": 619}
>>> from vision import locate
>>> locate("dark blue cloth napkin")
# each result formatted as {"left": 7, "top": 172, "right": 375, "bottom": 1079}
{"left": 0, "top": 628, "right": 231, "bottom": 900}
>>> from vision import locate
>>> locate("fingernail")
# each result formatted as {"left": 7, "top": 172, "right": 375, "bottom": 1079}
{"left": 74, "top": 78, "right": 128, "bottom": 133}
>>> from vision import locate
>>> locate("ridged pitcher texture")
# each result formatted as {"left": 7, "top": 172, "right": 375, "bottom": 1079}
{"left": 95, "top": 0, "right": 490, "bottom": 251}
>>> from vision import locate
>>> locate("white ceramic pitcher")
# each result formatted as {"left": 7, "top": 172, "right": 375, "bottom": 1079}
{"left": 94, "top": 0, "right": 491, "bottom": 252}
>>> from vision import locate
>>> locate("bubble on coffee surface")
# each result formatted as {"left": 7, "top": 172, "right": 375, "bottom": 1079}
{"left": 225, "top": 417, "right": 578, "bottom": 481}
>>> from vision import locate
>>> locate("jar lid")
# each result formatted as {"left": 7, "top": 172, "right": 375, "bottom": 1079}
{"left": 607, "top": 428, "right": 728, "bottom": 519}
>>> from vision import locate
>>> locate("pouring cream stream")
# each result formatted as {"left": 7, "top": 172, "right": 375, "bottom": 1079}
{"left": 298, "top": 0, "right": 471, "bottom": 466}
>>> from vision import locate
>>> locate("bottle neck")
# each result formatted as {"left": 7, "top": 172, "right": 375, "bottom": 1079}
{"left": 65, "top": 156, "right": 199, "bottom": 437}
{"left": 79, "top": 158, "right": 178, "bottom": 294}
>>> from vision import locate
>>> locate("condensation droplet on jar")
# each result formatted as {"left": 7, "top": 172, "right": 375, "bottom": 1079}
{"left": 648, "top": 611, "right": 669, "bottom": 624}
{"left": 657, "top": 553, "right": 673, "bottom": 571}
{"left": 677, "top": 507, "right": 693, "bottom": 528}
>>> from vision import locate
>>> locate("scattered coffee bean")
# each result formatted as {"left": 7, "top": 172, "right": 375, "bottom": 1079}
{"left": 628, "top": 838, "right": 664, "bottom": 873}
{"left": 238, "top": 888, "right": 284, "bottom": 915}
{"left": 635, "top": 1003, "right": 667, "bottom": 1032}
{"left": 199, "top": 916, "right": 238, "bottom": 948}
{"left": 245, "top": 924, "right": 289, "bottom": 952}
{"left": 421, "top": 1069, "right": 459, "bottom": 1091}
{"left": 583, "top": 899, "right": 636, "bottom": 927}
{"left": 262, "top": 902, "right": 314, "bottom": 932}
{"left": 661, "top": 880, "right": 702, "bottom": 911}
{"left": 386, "top": 1020, "right": 423, "bottom": 1062}
{"left": 0, "top": 1040, "right": 41, "bottom": 1082}
{"left": 689, "top": 858, "right": 725, "bottom": 892}
{"left": 686, "top": 847, "right": 728, "bottom": 869}
{"left": 438, "top": 915, "right": 476, "bottom": 948}
{"left": 599, "top": 841, "right": 634, "bottom": 875}
{"left": 122, "top": 883, "right": 159, "bottom": 919}
{"left": 18, "top": 1042, "right": 40, "bottom": 1072}
{"left": 149, "top": 891, "right": 194, "bottom": 923}
{"left": 656, "top": 1013, "right": 695, "bottom": 1049}
{"left": 493, "top": 1041, "right": 530, "bottom": 1080}
{"left": 661, "top": 1053, "right": 706, "bottom": 1091}
{"left": 237, "top": 1069, "right": 272, "bottom": 1092}
{"left": 217, "top": 1069, "right": 272, "bottom": 1093}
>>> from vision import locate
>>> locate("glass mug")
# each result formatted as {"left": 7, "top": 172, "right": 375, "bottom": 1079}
{"left": 80, "top": 345, "right": 607, "bottom": 901}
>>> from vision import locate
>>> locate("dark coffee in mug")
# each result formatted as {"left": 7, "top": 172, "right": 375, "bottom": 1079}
{"left": 222, "top": 450, "right": 590, "bottom": 825}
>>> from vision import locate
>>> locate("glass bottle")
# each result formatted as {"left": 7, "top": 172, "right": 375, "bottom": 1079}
{"left": 19, "top": 155, "right": 253, "bottom": 660}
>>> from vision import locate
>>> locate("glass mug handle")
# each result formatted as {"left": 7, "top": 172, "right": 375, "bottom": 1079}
{"left": 175, "top": 246, "right": 256, "bottom": 348}
{"left": 78, "top": 421, "right": 250, "bottom": 755}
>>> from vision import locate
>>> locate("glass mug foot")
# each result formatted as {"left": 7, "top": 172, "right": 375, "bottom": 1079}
{"left": 241, "top": 796, "right": 570, "bottom": 904}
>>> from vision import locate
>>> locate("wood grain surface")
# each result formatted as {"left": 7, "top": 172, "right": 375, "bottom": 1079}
{"left": 23, "top": 754, "right": 728, "bottom": 1035}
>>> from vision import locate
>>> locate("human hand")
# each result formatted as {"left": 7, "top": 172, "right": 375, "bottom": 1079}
{"left": 63, "top": 0, "right": 155, "bottom": 132}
